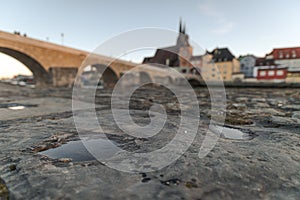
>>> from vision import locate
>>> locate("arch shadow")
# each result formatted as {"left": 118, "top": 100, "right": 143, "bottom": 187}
{"left": 0, "top": 47, "right": 51, "bottom": 87}
{"left": 81, "top": 64, "right": 119, "bottom": 88}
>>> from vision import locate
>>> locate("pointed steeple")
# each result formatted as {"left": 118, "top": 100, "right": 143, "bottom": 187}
{"left": 176, "top": 18, "right": 190, "bottom": 47}
{"left": 182, "top": 23, "right": 186, "bottom": 34}
{"left": 179, "top": 17, "right": 182, "bottom": 33}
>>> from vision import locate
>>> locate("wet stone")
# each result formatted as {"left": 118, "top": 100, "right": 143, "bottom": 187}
{"left": 270, "top": 116, "right": 300, "bottom": 126}
{"left": 292, "top": 111, "right": 300, "bottom": 119}
{"left": 282, "top": 104, "right": 300, "bottom": 110}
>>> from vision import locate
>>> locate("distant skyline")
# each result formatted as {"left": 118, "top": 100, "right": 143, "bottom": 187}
{"left": 1, "top": 0, "right": 300, "bottom": 78}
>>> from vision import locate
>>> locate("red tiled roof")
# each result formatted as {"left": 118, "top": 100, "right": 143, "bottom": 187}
{"left": 271, "top": 47, "right": 300, "bottom": 60}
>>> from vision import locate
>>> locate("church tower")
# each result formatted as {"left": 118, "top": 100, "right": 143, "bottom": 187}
{"left": 177, "top": 18, "right": 193, "bottom": 67}
{"left": 142, "top": 19, "right": 194, "bottom": 68}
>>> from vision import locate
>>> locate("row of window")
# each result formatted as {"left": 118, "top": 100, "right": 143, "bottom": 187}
{"left": 259, "top": 70, "right": 284, "bottom": 77}
{"left": 216, "top": 58, "right": 228, "bottom": 62}
{"left": 279, "top": 51, "right": 297, "bottom": 59}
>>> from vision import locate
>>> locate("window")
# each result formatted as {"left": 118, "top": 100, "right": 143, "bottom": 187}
{"left": 268, "top": 70, "right": 275, "bottom": 76}
{"left": 260, "top": 71, "right": 266, "bottom": 76}
{"left": 277, "top": 70, "right": 284, "bottom": 76}
{"left": 279, "top": 51, "right": 283, "bottom": 59}
{"left": 166, "top": 59, "right": 170, "bottom": 66}
{"left": 286, "top": 54, "right": 290, "bottom": 59}
{"left": 292, "top": 51, "right": 297, "bottom": 58}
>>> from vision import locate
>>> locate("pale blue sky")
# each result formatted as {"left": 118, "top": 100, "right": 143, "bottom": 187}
{"left": 1, "top": 0, "right": 300, "bottom": 77}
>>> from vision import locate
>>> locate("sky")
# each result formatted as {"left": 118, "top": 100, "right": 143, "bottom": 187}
{"left": 1, "top": 0, "right": 300, "bottom": 78}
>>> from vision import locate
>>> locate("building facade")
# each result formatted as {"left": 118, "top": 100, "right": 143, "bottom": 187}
{"left": 286, "top": 70, "right": 300, "bottom": 83}
{"left": 256, "top": 66, "right": 287, "bottom": 81}
{"left": 239, "top": 55, "right": 256, "bottom": 78}
{"left": 199, "top": 48, "right": 240, "bottom": 82}
{"left": 266, "top": 47, "right": 300, "bottom": 71}
{"left": 142, "top": 21, "right": 242, "bottom": 83}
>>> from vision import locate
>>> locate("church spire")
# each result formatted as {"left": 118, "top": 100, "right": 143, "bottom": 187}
{"left": 182, "top": 22, "right": 186, "bottom": 34}
{"left": 179, "top": 18, "right": 187, "bottom": 34}
{"left": 176, "top": 18, "right": 190, "bottom": 47}
{"left": 179, "top": 17, "right": 183, "bottom": 33}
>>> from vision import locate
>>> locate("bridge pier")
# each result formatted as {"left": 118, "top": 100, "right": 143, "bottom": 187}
{"left": 49, "top": 67, "right": 78, "bottom": 87}
{"left": 35, "top": 81, "right": 51, "bottom": 88}
{"left": 34, "top": 72, "right": 52, "bottom": 88}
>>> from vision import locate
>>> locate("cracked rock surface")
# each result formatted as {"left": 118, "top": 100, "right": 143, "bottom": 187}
{"left": 0, "top": 83, "right": 300, "bottom": 199}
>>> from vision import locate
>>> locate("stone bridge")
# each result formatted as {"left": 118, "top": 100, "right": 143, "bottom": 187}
{"left": 0, "top": 30, "right": 202, "bottom": 87}
{"left": 0, "top": 30, "right": 139, "bottom": 87}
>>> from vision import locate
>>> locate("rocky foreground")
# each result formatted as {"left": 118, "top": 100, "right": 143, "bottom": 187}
{"left": 0, "top": 82, "right": 300, "bottom": 200}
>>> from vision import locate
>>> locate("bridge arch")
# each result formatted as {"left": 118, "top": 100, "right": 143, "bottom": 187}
{"left": 0, "top": 47, "right": 51, "bottom": 86}
{"left": 80, "top": 63, "right": 119, "bottom": 88}
{"left": 96, "top": 64, "right": 119, "bottom": 88}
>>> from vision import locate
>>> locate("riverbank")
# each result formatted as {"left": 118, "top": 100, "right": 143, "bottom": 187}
{"left": 0, "top": 83, "right": 300, "bottom": 199}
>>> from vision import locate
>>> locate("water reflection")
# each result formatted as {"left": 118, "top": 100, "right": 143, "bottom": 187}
{"left": 38, "top": 138, "right": 119, "bottom": 162}
{"left": 210, "top": 125, "right": 255, "bottom": 140}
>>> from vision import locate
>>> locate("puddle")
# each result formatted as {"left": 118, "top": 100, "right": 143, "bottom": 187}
{"left": 38, "top": 138, "right": 120, "bottom": 162}
{"left": 210, "top": 125, "right": 255, "bottom": 140}
{"left": 0, "top": 103, "right": 37, "bottom": 110}
{"left": 8, "top": 106, "right": 26, "bottom": 110}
